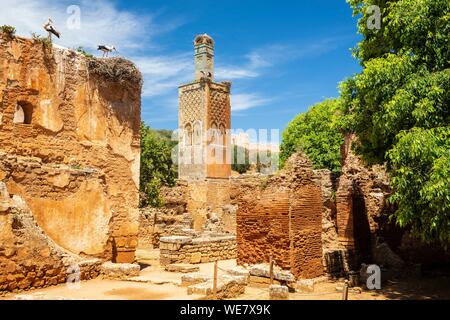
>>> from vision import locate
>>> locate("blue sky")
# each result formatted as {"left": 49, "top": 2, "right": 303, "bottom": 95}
{"left": 2, "top": 0, "right": 362, "bottom": 135}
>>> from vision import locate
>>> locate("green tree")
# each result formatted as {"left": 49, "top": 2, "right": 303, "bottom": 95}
{"left": 280, "top": 99, "right": 344, "bottom": 174}
{"left": 341, "top": 0, "right": 450, "bottom": 243}
{"left": 231, "top": 145, "right": 251, "bottom": 174}
{"left": 140, "top": 122, "right": 177, "bottom": 207}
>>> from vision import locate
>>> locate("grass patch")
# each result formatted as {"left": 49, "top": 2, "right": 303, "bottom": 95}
{"left": 75, "top": 46, "right": 94, "bottom": 58}
{"left": 31, "top": 32, "right": 52, "bottom": 49}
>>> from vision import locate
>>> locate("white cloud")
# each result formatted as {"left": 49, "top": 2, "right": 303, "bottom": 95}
{"left": 0, "top": 0, "right": 193, "bottom": 99}
{"left": 132, "top": 54, "right": 193, "bottom": 97}
{"left": 216, "top": 37, "right": 344, "bottom": 81}
{"left": 0, "top": 0, "right": 161, "bottom": 53}
{"left": 215, "top": 68, "right": 259, "bottom": 80}
{"left": 231, "top": 94, "right": 272, "bottom": 112}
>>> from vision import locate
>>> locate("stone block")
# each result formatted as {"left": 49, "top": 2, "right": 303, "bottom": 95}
{"left": 187, "top": 275, "right": 246, "bottom": 299}
{"left": 165, "top": 263, "right": 200, "bottom": 273}
{"left": 115, "top": 250, "right": 135, "bottom": 264}
{"left": 249, "top": 264, "right": 295, "bottom": 283}
{"left": 100, "top": 262, "right": 140, "bottom": 280}
{"left": 297, "top": 279, "right": 314, "bottom": 293}
{"left": 160, "top": 236, "right": 192, "bottom": 244}
{"left": 223, "top": 266, "right": 250, "bottom": 281}
{"left": 249, "top": 276, "right": 281, "bottom": 288}
{"left": 190, "top": 252, "right": 202, "bottom": 264}
{"left": 269, "top": 285, "right": 289, "bottom": 300}
{"left": 181, "top": 273, "right": 211, "bottom": 287}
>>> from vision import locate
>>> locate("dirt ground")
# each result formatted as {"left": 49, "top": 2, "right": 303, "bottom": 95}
{"left": 1, "top": 250, "right": 449, "bottom": 300}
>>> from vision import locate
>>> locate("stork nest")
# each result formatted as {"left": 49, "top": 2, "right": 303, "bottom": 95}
{"left": 86, "top": 57, "right": 143, "bottom": 88}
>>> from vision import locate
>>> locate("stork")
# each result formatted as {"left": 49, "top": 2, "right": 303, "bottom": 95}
{"left": 200, "top": 70, "right": 212, "bottom": 78}
{"left": 97, "top": 45, "right": 116, "bottom": 58}
{"left": 43, "top": 18, "right": 60, "bottom": 40}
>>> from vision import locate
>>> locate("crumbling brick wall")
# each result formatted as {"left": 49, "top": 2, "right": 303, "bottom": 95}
{"left": 336, "top": 134, "right": 393, "bottom": 270}
{"left": 234, "top": 154, "right": 324, "bottom": 279}
{"left": 235, "top": 185, "right": 291, "bottom": 270}
{"left": 0, "top": 34, "right": 141, "bottom": 288}
{"left": 336, "top": 134, "right": 450, "bottom": 272}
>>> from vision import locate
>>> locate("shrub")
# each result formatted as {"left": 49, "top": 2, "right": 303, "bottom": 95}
{"left": 0, "top": 25, "right": 16, "bottom": 38}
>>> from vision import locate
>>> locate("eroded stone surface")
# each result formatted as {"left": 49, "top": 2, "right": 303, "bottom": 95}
{"left": 100, "top": 262, "right": 140, "bottom": 280}
{"left": 0, "top": 36, "right": 141, "bottom": 293}
{"left": 165, "top": 263, "right": 200, "bottom": 273}
{"left": 269, "top": 285, "right": 289, "bottom": 300}
{"left": 187, "top": 274, "right": 246, "bottom": 299}
{"left": 249, "top": 264, "right": 295, "bottom": 283}
{"left": 160, "top": 234, "right": 236, "bottom": 266}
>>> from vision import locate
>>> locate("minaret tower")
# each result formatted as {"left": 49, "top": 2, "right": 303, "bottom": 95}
{"left": 178, "top": 34, "right": 232, "bottom": 180}
{"left": 194, "top": 34, "right": 215, "bottom": 80}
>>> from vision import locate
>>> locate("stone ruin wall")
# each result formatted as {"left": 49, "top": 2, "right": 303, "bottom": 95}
{"left": 0, "top": 36, "right": 141, "bottom": 292}
{"left": 159, "top": 235, "right": 236, "bottom": 266}
{"left": 138, "top": 179, "right": 236, "bottom": 250}
{"left": 233, "top": 154, "right": 325, "bottom": 279}
{"left": 335, "top": 134, "right": 450, "bottom": 272}
{"left": 139, "top": 135, "right": 450, "bottom": 280}
{"left": 185, "top": 179, "right": 235, "bottom": 233}
{"left": 139, "top": 155, "right": 339, "bottom": 280}
{"left": 138, "top": 184, "right": 191, "bottom": 249}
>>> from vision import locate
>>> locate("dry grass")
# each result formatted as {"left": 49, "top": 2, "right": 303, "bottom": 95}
{"left": 31, "top": 32, "right": 52, "bottom": 50}
{"left": 87, "top": 57, "right": 143, "bottom": 88}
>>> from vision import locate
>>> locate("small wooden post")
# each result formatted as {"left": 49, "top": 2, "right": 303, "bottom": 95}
{"left": 213, "top": 260, "right": 218, "bottom": 300}
{"left": 269, "top": 256, "right": 274, "bottom": 285}
{"left": 342, "top": 280, "right": 349, "bottom": 300}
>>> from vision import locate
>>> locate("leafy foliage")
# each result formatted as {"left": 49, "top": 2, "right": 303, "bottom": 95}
{"left": 140, "top": 123, "right": 177, "bottom": 207}
{"left": 231, "top": 145, "right": 251, "bottom": 174}
{"left": 342, "top": 0, "right": 450, "bottom": 244}
{"left": 280, "top": 99, "right": 344, "bottom": 174}
{"left": 0, "top": 25, "right": 16, "bottom": 38}
{"left": 75, "top": 46, "right": 94, "bottom": 58}
{"left": 387, "top": 127, "right": 450, "bottom": 243}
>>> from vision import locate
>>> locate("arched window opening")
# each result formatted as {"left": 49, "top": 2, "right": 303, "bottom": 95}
{"left": 13, "top": 102, "right": 33, "bottom": 125}
{"left": 185, "top": 123, "right": 193, "bottom": 146}
{"left": 210, "top": 122, "right": 219, "bottom": 145}
{"left": 219, "top": 124, "right": 226, "bottom": 146}
{"left": 219, "top": 124, "right": 227, "bottom": 164}
{"left": 193, "top": 121, "right": 202, "bottom": 145}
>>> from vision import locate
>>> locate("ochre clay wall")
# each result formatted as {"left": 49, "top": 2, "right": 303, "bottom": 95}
{"left": 0, "top": 36, "right": 141, "bottom": 270}
{"left": 0, "top": 179, "right": 101, "bottom": 292}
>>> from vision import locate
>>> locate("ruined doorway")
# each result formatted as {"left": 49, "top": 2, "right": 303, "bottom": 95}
{"left": 352, "top": 194, "right": 372, "bottom": 266}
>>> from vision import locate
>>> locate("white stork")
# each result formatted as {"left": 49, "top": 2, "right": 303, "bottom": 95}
{"left": 97, "top": 45, "right": 116, "bottom": 58}
{"left": 43, "top": 18, "right": 61, "bottom": 40}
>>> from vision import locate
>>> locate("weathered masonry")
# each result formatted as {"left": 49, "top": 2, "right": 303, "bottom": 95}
{"left": 160, "top": 235, "right": 236, "bottom": 266}
{"left": 0, "top": 36, "right": 141, "bottom": 292}
{"left": 234, "top": 154, "right": 324, "bottom": 279}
